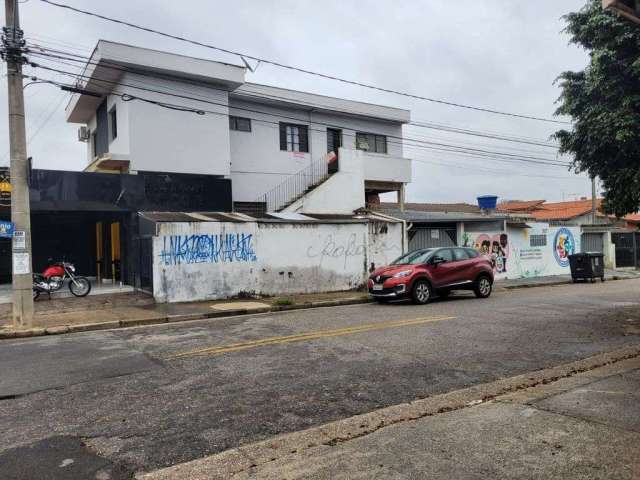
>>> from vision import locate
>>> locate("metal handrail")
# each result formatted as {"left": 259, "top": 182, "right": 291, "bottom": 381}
{"left": 256, "top": 157, "right": 331, "bottom": 212}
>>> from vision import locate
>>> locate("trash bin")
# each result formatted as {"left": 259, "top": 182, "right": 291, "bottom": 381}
{"left": 568, "top": 252, "right": 605, "bottom": 283}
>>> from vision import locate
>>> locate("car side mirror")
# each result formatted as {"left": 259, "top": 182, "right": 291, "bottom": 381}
{"left": 431, "top": 256, "right": 446, "bottom": 265}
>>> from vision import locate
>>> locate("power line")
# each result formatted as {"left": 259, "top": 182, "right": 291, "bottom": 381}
{"left": 27, "top": 60, "right": 571, "bottom": 169}
{"left": 37, "top": 0, "right": 571, "bottom": 125}
{"left": 410, "top": 157, "right": 585, "bottom": 181}
{"left": 0, "top": 87, "right": 68, "bottom": 163}
{"left": 25, "top": 43, "right": 564, "bottom": 154}
{"left": 21, "top": 47, "right": 570, "bottom": 167}
{"left": 14, "top": 73, "right": 578, "bottom": 181}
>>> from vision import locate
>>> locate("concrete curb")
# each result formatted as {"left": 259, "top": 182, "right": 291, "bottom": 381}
{"left": 136, "top": 344, "right": 640, "bottom": 480}
{"left": 0, "top": 296, "right": 373, "bottom": 340}
{"left": 500, "top": 274, "right": 638, "bottom": 290}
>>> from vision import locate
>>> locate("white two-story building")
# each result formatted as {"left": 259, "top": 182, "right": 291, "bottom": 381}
{"left": 66, "top": 41, "right": 412, "bottom": 215}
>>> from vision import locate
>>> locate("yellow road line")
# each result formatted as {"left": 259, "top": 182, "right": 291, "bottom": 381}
{"left": 171, "top": 315, "right": 457, "bottom": 359}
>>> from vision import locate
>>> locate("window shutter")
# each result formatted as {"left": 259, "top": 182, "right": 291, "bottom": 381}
{"left": 299, "top": 126, "right": 309, "bottom": 152}
{"left": 279, "top": 124, "right": 287, "bottom": 150}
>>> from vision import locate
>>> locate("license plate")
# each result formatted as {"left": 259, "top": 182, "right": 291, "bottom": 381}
{"left": 372, "top": 284, "right": 384, "bottom": 291}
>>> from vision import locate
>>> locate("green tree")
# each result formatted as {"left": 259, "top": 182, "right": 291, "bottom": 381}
{"left": 554, "top": 0, "right": 640, "bottom": 216}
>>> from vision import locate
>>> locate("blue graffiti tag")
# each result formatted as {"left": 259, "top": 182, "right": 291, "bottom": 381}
{"left": 159, "top": 233, "right": 258, "bottom": 265}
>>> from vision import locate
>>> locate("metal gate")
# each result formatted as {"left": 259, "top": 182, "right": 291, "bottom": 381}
{"left": 612, "top": 232, "right": 639, "bottom": 268}
{"left": 581, "top": 233, "right": 604, "bottom": 253}
{"left": 409, "top": 227, "right": 457, "bottom": 250}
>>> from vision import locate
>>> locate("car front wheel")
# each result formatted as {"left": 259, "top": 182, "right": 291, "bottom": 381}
{"left": 412, "top": 280, "right": 432, "bottom": 305}
{"left": 474, "top": 276, "right": 492, "bottom": 299}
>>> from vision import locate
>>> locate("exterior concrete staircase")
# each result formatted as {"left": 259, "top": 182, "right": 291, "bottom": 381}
{"left": 246, "top": 157, "right": 334, "bottom": 214}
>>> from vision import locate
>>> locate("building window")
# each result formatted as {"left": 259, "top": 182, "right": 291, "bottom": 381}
{"left": 108, "top": 106, "right": 117, "bottom": 141}
{"left": 356, "top": 132, "right": 387, "bottom": 154}
{"left": 279, "top": 123, "right": 309, "bottom": 152}
{"left": 229, "top": 116, "right": 252, "bottom": 132}
{"left": 530, "top": 234, "right": 547, "bottom": 247}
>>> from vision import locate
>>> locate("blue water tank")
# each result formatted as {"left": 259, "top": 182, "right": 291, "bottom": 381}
{"left": 477, "top": 195, "right": 498, "bottom": 210}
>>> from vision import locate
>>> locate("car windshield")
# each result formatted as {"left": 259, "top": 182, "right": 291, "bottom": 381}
{"left": 390, "top": 249, "right": 435, "bottom": 265}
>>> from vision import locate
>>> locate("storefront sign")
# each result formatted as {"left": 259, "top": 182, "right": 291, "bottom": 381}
{"left": 0, "top": 220, "right": 14, "bottom": 238}
{"left": 13, "top": 252, "right": 30, "bottom": 275}
{"left": 0, "top": 171, "right": 10, "bottom": 207}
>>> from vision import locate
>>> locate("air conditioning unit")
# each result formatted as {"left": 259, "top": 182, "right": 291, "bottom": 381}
{"left": 78, "top": 126, "right": 90, "bottom": 142}
{"left": 603, "top": 0, "right": 640, "bottom": 23}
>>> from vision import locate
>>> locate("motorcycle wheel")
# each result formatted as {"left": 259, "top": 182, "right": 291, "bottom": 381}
{"left": 33, "top": 289, "right": 40, "bottom": 301}
{"left": 69, "top": 277, "right": 91, "bottom": 297}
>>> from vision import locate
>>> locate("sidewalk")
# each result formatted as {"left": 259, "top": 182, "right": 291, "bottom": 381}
{"left": 1, "top": 269, "right": 639, "bottom": 339}
{"left": 138, "top": 346, "right": 640, "bottom": 480}
{"left": 499, "top": 268, "right": 640, "bottom": 290}
{"left": 0, "top": 290, "right": 371, "bottom": 339}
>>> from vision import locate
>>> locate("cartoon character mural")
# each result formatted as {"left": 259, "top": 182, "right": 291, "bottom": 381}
{"left": 553, "top": 228, "right": 575, "bottom": 267}
{"left": 472, "top": 233, "right": 509, "bottom": 274}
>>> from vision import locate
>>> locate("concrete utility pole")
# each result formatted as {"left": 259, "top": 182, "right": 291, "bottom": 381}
{"left": 3, "top": 0, "right": 34, "bottom": 328}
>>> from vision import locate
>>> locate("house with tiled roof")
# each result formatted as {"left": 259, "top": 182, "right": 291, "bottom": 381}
{"left": 496, "top": 200, "right": 545, "bottom": 214}
{"left": 498, "top": 198, "right": 614, "bottom": 225}
{"left": 624, "top": 214, "right": 640, "bottom": 230}
{"left": 499, "top": 198, "right": 640, "bottom": 269}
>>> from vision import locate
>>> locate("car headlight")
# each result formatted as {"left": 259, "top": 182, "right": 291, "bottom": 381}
{"left": 392, "top": 270, "right": 412, "bottom": 279}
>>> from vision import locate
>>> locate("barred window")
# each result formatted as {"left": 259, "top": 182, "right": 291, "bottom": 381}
{"left": 279, "top": 123, "right": 309, "bottom": 152}
{"left": 356, "top": 132, "right": 387, "bottom": 154}
{"left": 530, "top": 234, "right": 547, "bottom": 247}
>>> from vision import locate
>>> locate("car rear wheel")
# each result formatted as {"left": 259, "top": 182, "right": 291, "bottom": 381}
{"left": 474, "top": 276, "right": 492, "bottom": 298}
{"left": 412, "top": 280, "right": 432, "bottom": 305}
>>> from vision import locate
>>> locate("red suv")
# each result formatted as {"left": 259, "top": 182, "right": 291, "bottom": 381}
{"left": 368, "top": 247, "right": 494, "bottom": 304}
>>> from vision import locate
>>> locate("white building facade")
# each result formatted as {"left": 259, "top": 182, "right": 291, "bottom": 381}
{"left": 67, "top": 41, "right": 412, "bottom": 215}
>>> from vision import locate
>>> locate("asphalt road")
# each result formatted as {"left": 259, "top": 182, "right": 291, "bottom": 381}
{"left": 1, "top": 280, "right": 640, "bottom": 479}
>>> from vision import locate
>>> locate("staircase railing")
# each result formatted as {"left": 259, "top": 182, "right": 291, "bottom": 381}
{"left": 256, "top": 157, "right": 331, "bottom": 212}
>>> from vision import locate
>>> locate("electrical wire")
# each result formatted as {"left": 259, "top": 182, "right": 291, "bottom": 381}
{"left": 21, "top": 48, "right": 568, "bottom": 165}
{"left": 37, "top": 0, "right": 571, "bottom": 125}
{"left": 26, "top": 63, "right": 572, "bottom": 171}
{"left": 29, "top": 62, "right": 572, "bottom": 170}
{"left": 25, "top": 43, "right": 564, "bottom": 152}
{"left": 16, "top": 73, "right": 581, "bottom": 183}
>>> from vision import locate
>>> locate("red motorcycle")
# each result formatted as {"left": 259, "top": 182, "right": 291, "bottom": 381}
{"left": 33, "top": 260, "right": 92, "bottom": 300}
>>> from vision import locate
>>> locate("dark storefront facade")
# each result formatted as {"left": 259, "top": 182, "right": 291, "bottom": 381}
{"left": 0, "top": 169, "right": 232, "bottom": 290}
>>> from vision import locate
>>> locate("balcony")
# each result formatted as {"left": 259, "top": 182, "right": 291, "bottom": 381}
{"left": 362, "top": 152, "right": 412, "bottom": 184}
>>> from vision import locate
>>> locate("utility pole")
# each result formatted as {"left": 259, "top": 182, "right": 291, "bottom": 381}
{"left": 3, "top": 0, "right": 34, "bottom": 328}
{"left": 591, "top": 176, "right": 597, "bottom": 225}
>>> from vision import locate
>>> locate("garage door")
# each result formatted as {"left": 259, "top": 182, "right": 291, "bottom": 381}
{"left": 581, "top": 233, "right": 604, "bottom": 253}
{"left": 409, "top": 228, "right": 457, "bottom": 250}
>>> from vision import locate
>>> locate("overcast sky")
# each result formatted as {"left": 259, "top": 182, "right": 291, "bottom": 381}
{"left": 0, "top": 0, "right": 592, "bottom": 204}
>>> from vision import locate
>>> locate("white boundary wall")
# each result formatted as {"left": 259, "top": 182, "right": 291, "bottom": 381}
{"left": 153, "top": 219, "right": 404, "bottom": 303}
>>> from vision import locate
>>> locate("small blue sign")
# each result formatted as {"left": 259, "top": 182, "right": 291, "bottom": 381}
{"left": 0, "top": 220, "right": 14, "bottom": 238}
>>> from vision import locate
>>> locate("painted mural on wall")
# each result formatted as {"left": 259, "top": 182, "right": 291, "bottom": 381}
{"left": 159, "top": 233, "right": 257, "bottom": 266}
{"left": 463, "top": 225, "right": 581, "bottom": 280}
{"left": 553, "top": 227, "right": 575, "bottom": 267}
{"left": 463, "top": 232, "right": 509, "bottom": 274}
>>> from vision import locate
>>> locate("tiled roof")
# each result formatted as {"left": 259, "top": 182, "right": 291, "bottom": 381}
{"left": 530, "top": 199, "right": 603, "bottom": 221}
{"left": 625, "top": 214, "right": 640, "bottom": 223}
{"left": 496, "top": 200, "right": 546, "bottom": 212}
